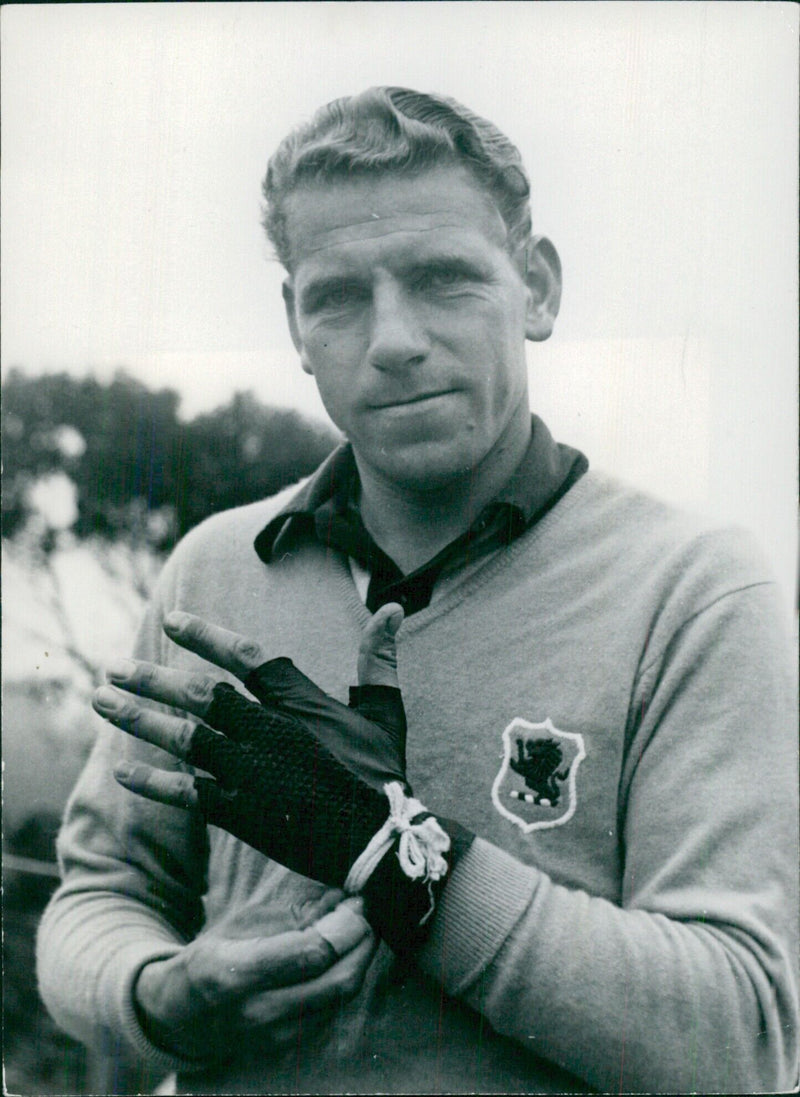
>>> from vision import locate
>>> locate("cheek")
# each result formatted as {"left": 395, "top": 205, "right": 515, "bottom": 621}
{"left": 450, "top": 313, "right": 526, "bottom": 412}
{"left": 301, "top": 356, "right": 362, "bottom": 438}
{"left": 483, "top": 359, "right": 521, "bottom": 422}
{"left": 308, "top": 371, "right": 349, "bottom": 428}
{"left": 301, "top": 321, "right": 364, "bottom": 375}
{"left": 300, "top": 328, "right": 347, "bottom": 381}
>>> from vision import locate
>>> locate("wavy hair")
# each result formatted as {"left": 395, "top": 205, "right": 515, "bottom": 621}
{"left": 262, "top": 87, "right": 532, "bottom": 269}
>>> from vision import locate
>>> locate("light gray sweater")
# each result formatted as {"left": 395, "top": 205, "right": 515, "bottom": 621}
{"left": 38, "top": 470, "right": 799, "bottom": 1093}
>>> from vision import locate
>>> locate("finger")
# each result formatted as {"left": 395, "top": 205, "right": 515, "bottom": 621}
{"left": 240, "top": 931, "right": 377, "bottom": 1028}
{"left": 357, "top": 603, "right": 403, "bottom": 688}
{"left": 313, "top": 896, "right": 371, "bottom": 958}
{"left": 347, "top": 682, "right": 407, "bottom": 759}
{"left": 94, "top": 685, "right": 197, "bottom": 758}
{"left": 350, "top": 604, "right": 407, "bottom": 750}
{"left": 232, "top": 900, "right": 372, "bottom": 986}
{"left": 95, "top": 683, "right": 250, "bottom": 792}
{"left": 104, "top": 659, "right": 220, "bottom": 721}
{"left": 114, "top": 760, "right": 198, "bottom": 809}
{"left": 195, "top": 904, "right": 373, "bottom": 999}
{"left": 163, "top": 612, "right": 266, "bottom": 682}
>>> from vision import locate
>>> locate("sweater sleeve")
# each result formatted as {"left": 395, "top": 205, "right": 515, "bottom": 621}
{"left": 36, "top": 552, "right": 209, "bottom": 1073}
{"left": 417, "top": 578, "right": 799, "bottom": 1093}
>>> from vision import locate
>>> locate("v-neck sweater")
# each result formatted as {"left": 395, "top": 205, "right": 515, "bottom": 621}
{"left": 37, "top": 469, "right": 798, "bottom": 1094}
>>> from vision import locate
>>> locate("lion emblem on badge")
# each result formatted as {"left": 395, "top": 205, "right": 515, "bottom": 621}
{"left": 509, "top": 737, "right": 569, "bottom": 807}
{"left": 492, "top": 717, "right": 586, "bottom": 832}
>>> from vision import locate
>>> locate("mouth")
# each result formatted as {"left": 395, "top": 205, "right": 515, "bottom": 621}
{"left": 369, "top": 390, "right": 455, "bottom": 410}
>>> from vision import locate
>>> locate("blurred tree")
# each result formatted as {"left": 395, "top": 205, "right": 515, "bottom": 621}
{"left": 180, "top": 392, "right": 338, "bottom": 532}
{"left": 3, "top": 367, "right": 340, "bottom": 686}
{"left": 2, "top": 369, "right": 182, "bottom": 548}
{"left": 2, "top": 369, "right": 339, "bottom": 549}
{"left": 2, "top": 370, "right": 341, "bottom": 1093}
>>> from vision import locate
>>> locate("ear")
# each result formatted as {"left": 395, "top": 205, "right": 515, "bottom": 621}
{"left": 522, "top": 237, "right": 562, "bottom": 342}
{"left": 282, "top": 281, "right": 314, "bottom": 375}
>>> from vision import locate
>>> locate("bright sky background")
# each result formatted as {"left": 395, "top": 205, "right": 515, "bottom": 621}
{"left": 2, "top": 2, "right": 798, "bottom": 606}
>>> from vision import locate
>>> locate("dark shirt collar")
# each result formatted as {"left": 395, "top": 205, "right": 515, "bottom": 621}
{"left": 254, "top": 415, "right": 587, "bottom": 564}
{"left": 253, "top": 443, "right": 355, "bottom": 562}
{"left": 490, "top": 414, "right": 586, "bottom": 525}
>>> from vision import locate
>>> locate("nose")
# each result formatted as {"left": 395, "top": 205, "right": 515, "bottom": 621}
{"left": 366, "top": 280, "right": 429, "bottom": 373}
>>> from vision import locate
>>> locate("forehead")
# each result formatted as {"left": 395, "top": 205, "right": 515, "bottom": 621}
{"left": 283, "top": 167, "right": 509, "bottom": 274}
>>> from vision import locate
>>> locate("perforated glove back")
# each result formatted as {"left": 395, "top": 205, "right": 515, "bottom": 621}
{"left": 187, "top": 658, "right": 473, "bottom": 951}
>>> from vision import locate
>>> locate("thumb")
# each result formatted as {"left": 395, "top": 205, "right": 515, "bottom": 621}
{"left": 357, "top": 602, "right": 404, "bottom": 688}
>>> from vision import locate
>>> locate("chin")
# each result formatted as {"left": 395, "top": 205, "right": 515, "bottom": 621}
{"left": 367, "top": 436, "right": 487, "bottom": 491}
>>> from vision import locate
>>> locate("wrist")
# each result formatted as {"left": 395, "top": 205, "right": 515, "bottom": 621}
{"left": 134, "top": 957, "right": 202, "bottom": 1061}
{"left": 361, "top": 815, "right": 474, "bottom": 955}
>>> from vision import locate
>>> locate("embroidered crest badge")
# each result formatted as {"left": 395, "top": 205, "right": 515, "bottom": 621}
{"left": 491, "top": 717, "right": 586, "bottom": 832}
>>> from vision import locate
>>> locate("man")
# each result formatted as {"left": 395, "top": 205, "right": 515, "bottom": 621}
{"left": 38, "top": 87, "right": 798, "bottom": 1094}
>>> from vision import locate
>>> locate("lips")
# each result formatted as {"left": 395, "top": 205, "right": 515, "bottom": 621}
{"left": 369, "top": 390, "right": 455, "bottom": 410}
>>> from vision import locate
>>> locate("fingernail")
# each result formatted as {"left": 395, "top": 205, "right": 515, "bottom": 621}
{"left": 106, "top": 658, "right": 136, "bottom": 682}
{"left": 94, "top": 685, "right": 120, "bottom": 713}
{"left": 315, "top": 899, "right": 369, "bottom": 955}
{"left": 164, "top": 611, "right": 188, "bottom": 633}
{"left": 114, "top": 761, "right": 132, "bottom": 781}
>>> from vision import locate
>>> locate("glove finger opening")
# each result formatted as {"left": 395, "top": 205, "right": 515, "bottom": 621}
{"left": 245, "top": 657, "right": 330, "bottom": 710}
{"left": 348, "top": 685, "right": 407, "bottom": 763}
{"left": 205, "top": 681, "right": 287, "bottom": 744}
{"left": 194, "top": 775, "right": 239, "bottom": 826}
{"left": 186, "top": 724, "right": 249, "bottom": 790}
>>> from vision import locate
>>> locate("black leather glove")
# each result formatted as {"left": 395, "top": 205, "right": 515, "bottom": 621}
{"left": 186, "top": 657, "right": 473, "bottom": 952}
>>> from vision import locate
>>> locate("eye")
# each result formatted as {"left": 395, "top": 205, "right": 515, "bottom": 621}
{"left": 411, "top": 261, "right": 484, "bottom": 294}
{"left": 324, "top": 283, "right": 361, "bottom": 307}
{"left": 418, "top": 267, "right": 465, "bottom": 290}
{"left": 306, "top": 281, "right": 368, "bottom": 313}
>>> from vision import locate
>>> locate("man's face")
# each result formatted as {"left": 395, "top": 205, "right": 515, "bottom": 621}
{"left": 282, "top": 166, "right": 537, "bottom": 490}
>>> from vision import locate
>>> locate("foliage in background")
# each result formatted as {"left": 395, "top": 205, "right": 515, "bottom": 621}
{"left": 2, "top": 368, "right": 340, "bottom": 1095}
{"left": 2, "top": 368, "right": 340, "bottom": 689}
{"left": 2, "top": 368, "right": 339, "bottom": 550}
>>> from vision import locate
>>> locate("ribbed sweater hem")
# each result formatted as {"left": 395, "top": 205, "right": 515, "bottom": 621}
{"left": 115, "top": 943, "right": 201, "bottom": 1073}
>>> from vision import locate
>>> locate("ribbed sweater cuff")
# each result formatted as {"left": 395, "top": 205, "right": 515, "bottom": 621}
{"left": 114, "top": 941, "right": 204, "bottom": 1074}
{"left": 416, "top": 836, "right": 537, "bottom": 995}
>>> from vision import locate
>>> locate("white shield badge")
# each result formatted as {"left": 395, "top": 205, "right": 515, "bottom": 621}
{"left": 491, "top": 717, "right": 586, "bottom": 832}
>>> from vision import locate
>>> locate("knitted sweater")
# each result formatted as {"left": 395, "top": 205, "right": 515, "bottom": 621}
{"left": 37, "top": 469, "right": 799, "bottom": 1094}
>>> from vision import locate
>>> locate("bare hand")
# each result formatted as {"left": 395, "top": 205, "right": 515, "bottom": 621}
{"left": 134, "top": 894, "right": 376, "bottom": 1061}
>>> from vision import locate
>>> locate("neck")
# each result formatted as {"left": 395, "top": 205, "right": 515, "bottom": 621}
{"left": 355, "top": 405, "right": 531, "bottom": 574}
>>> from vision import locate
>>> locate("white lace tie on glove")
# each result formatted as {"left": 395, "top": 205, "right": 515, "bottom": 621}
{"left": 345, "top": 781, "right": 451, "bottom": 922}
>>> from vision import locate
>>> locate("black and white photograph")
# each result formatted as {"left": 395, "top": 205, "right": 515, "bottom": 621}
{"left": 2, "top": 3, "right": 798, "bottom": 1094}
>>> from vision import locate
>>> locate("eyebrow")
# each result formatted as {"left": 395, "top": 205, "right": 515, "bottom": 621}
{"left": 406, "top": 253, "right": 494, "bottom": 281}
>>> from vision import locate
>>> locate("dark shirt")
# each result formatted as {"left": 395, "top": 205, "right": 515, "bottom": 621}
{"left": 254, "top": 415, "right": 587, "bottom": 615}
